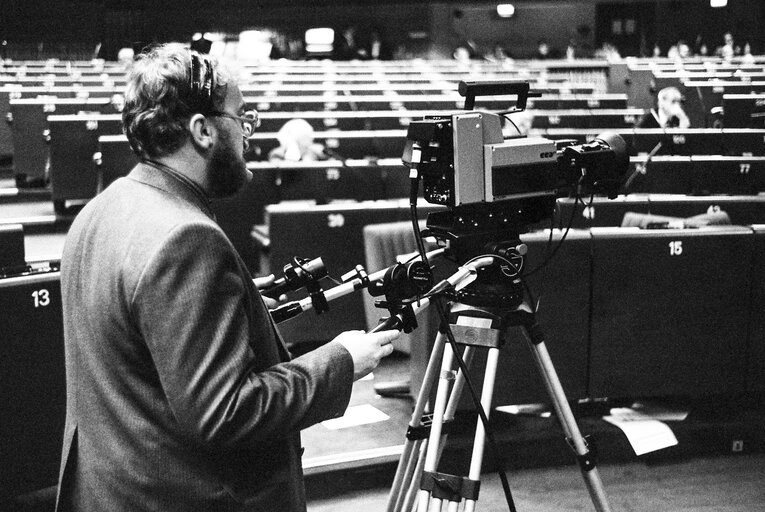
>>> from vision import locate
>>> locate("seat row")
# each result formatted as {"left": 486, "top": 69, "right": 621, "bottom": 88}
{"left": 8, "top": 111, "right": 765, "bottom": 215}
{"left": 0, "top": 93, "right": 637, "bottom": 185}
{"left": 623, "top": 64, "right": 765, "bottom": 128}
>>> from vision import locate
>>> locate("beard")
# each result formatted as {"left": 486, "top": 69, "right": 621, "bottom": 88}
{"left": 208, "top": 136, "right": 252, "bottom": 198}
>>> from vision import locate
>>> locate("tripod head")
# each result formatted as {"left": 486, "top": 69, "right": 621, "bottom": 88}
{"left": 423, "top": 201, "right": 531, "bottom": 312}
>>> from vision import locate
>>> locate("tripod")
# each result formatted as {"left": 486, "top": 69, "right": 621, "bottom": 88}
{"left": 386, "top": 299, "right": 612, "bottom": 512}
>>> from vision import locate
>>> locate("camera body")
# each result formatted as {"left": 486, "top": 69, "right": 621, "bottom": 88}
{"left": 402, "top": 110, "right": 628, "bottom": 211}
{"left": 403, "top": 112, "right": 561, "bottom": 208}
{"left": 399, "top": 81, "right": 629, "bottom": 306}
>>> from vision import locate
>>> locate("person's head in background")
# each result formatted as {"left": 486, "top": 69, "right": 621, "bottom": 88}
{"left": 117, "top": 47, "right": 135, "bottom": 68}
{"left": 536, "top": 40, "right": 550, "bottom": 59}
{"left": 677, "top": 40, "right": 690, "bottom": 59}
{"left": 272, "top": 118, "right": 325, "bottom": 161}
{"left": 657, "top": 86, "right": 690, "bottom": 128}
{"left": 453, "top": 46, "right": 472, "bottom": 63}
{"left": 503, "top": 110, "right": 534, "bottom": 137}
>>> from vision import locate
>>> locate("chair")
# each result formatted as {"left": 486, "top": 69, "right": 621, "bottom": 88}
{"left": 362, "top": 221, "right": 439, "bottom": 397}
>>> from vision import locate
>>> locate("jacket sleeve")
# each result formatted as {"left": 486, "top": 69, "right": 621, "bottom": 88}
{"left": 131, "top": 220, "right": 354, "bottom": 450}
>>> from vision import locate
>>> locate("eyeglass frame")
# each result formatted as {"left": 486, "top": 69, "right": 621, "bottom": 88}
{"left": 206, "top": 110, "right": 260, "bottom": 137}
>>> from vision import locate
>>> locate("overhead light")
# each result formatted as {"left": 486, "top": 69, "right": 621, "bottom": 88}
{"left": 305, "top": 28, "right": 335, "bottom": 55}
{"left": 497, "top": 4, "right": 515, "bottom": 18}
{"left": 238, "top": 30, "right": 272, "bottom": 62}
{"left": 710, "top": 0, "right": 727, "bottom": 7}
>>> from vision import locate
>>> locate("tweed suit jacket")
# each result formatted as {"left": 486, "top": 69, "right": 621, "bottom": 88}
{"left": 56, "top": 162, "right": 354, "bottom": 511}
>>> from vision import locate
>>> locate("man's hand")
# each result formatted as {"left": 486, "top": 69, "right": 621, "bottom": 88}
{"left": 253, "top": 275, "right": 286, "bottom": 309}
{"left": 333, "top": 330, "right": 400, "bottom": 381}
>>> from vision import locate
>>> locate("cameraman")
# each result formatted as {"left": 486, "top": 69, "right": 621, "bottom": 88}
{"left": 637, "top": 86, "right": 691, "bottom": 129}
{"left": 55, "top": 43, "right": 399, "bottom": 512}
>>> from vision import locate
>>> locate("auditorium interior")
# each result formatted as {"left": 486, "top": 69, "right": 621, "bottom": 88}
{"left": 3, "top": 0, "right": 765, "bottom": 510}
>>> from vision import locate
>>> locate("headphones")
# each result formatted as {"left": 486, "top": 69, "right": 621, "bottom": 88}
{"left": 188, "top": 50, "right": 215, "bottom": 113}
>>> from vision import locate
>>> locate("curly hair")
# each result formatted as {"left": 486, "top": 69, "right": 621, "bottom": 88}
{"left": 122, "top": 43, "right": 231, "bottom": 159}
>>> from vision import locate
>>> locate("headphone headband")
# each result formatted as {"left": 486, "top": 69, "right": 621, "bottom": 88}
{"left": 188, "top": 50, "right": 214, "bottom": 113}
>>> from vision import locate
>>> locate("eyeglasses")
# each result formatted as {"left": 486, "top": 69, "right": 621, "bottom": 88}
{"left": 207, "top": 110, "right": 260, "bottom": 137}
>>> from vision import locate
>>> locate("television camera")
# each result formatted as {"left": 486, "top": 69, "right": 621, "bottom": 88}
{"left": 400, "top": 80, "right": 630, "bottom": 309}
{"left": 381, "top": 82, "right": 625, "bottom": 512}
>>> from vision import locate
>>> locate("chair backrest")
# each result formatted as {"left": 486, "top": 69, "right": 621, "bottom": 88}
{"left": 362, "top": 220, "right": 433, "bottom": 355}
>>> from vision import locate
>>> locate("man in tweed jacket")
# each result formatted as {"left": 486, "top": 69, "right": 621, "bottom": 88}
{"left": 55, "top": 43, "right": 398, "bottom": 512}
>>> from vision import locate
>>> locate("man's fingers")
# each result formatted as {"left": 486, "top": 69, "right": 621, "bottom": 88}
{"left": 262, "top": 296, "right": 281, "bottom": 309}
{"left": 372, "top": 329, "right": 400, "bottom": 347}
{"left": 253, "top": 274, "right": 276, "bottom": 289}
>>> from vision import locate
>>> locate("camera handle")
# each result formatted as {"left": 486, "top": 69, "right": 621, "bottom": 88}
{"left": 458, "top": 79, "right": 540, "bottom": 111}
{"left": 269, "top": 249, "right": 446, "bottom": 324}
{"left": 262, "top": 256, "right": 327, "bottom": 299}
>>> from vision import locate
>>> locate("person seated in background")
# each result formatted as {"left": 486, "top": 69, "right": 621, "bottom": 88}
{"left": 535, "top": 39, "right": 561, "bottom": 60}
{"left": 716, "top": 32, "right": 737, "bottom": 61}
{"left": 637, "top": 86, "right": 691, "bottom": 129}
{"left": 667, "top": 40, "right": 690, "bottom": 61}
{"left": 594, "top": 41, "right": 621, "bottom": 62}
{"left": 356, "top": 28, "right": 393, "bottom": 60}
{"left": 742, "top": 42, "right": 755, "bottom": 65}
{"left": 503, "top": 110, "right": 534, "bottom": 137}
{"left": 117, "top": 47, "right": 135, "bottom": 69}
{"left": 693, "top": 34, "right": 709, "bottom": 57}
{"left": 452, "top": 45, "right": 473, "bottom": 63}
{"left": 268, "top": 119, "right": 328, "bottom": 162}
{"left": 535, "top": 39, "right": 552, "bottom": 59}
{"left": 109, "top": 93, "right": 125, "bottom": 112}
{"left": 333, "top": 25, "right": 366, "bottom": 61}
{"left": 485, "top": 43, "right": 513, "bottom": 63}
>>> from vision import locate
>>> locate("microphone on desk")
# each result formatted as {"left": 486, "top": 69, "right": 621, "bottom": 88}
{"left": 623, "top": 140, "right": 662, "bottom": 193}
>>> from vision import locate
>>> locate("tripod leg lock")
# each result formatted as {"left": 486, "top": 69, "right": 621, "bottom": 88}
{"left": 526, "top": 321, "right": 545, "bottom": 345}
{"left": 567, "top": 434, "right": 598, "bottom": 472}
{"left": 406, "top": 413, "right": 457, "bottom": 441}
{"left": 420, "top": 471, "right": 481, "bottom": 502}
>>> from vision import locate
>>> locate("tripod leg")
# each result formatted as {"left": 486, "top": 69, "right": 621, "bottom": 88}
{"left": 401, "top": 442, "right": 427, "bottom": 512}
{"left": 391, "top": 334, "right": 478, "bottom": 512}
{"left": 402, "top": 344, "right": 477, "bottom": 512}
{"left": 431, "top": 345, "right": 476, "bottom": 466}
{"left": 522, "top": 326, "right": 613, "bottom": 512}
{"left": 417, "top": 341, "right": 456, "bottom": 512}
{"left": 463, "top": 346, "right": 499, "bottom": 512}
{"left": 388, "top": 331, "right": 447, "bottom": 512}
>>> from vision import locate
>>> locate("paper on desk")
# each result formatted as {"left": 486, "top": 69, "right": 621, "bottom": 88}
{"left": 630, "top": 401, "right": 689, "bottom": 421}
{"left": 321, "top": 404, "right": 390, "bottom": 430}
{"left": 495, "top": 404, "right": 552, "bottom": 418}
{"left": 603, "top": 408, "right": 678, "bottom": 456}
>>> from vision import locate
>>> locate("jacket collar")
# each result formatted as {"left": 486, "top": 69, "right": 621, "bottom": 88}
{"left": 127, "top": 162, "right": 291, "bottom": 361}
{"left": 128, "top": 160, "right": 215, "bottom": 220}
